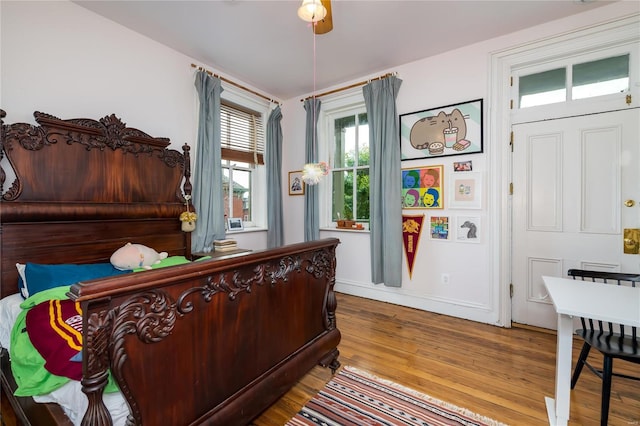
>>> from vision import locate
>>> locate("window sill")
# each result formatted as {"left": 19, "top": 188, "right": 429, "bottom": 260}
{"left": 227, "top": 227, "right": 266, "bottom": 234}
{"left": 320, "top": 227, "right": 369, "bottom": 233}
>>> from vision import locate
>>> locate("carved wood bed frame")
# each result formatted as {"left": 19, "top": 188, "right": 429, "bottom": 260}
{"left": 0, "top": 110, "right": 341, "bottom": 425}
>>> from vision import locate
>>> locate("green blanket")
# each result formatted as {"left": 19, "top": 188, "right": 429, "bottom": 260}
{"left": 10, "top": 285, "right": 120, "bottom": 396}
{"left": 10, "top": 255, "right": 203, "bottom": 397}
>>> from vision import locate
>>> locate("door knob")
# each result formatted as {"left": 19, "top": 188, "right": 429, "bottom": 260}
{"left": 623, "top": 229, "right": 640, "bottom": 254}
{"left": 624, "top": 199, "right": 635, "bottom": 207}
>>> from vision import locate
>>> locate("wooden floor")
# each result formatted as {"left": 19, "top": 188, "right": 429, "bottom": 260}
{"left": 253, "top": 293, "right": 640, "bottom": 426}
{"left": 1, "top": 293, "right": 638, "bottom": 425}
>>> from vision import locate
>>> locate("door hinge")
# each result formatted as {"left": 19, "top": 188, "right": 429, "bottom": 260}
{"left": 510, "top": 131, "right": 514, "bottom": 152}
{"left": 510, "top": 283, "right": 514, "bottom": 298}
{"left": 509, "top": 182, "right": 513, "bottom": 195}
{"left": 510, "top": 99, "right": 513, "bottom": 110}
{"left": 510, "top": 76, "right": 513, "bottom": 87}
{"left": 626, "top": 94, "right": 632, "bottom": 105}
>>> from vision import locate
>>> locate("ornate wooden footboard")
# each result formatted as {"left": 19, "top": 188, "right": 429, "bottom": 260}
{"left": 72, "top": 238, "right": 341, "bottom": 425}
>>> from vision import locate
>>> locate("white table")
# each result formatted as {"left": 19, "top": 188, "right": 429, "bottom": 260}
{"left": 542, "top": 275, "right": 640, "bottom": 426}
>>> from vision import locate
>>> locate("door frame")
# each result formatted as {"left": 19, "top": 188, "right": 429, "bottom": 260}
{"left": 489, "top": 15, "right": 640, "bottom": 327}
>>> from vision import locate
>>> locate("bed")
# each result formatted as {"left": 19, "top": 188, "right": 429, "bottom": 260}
{"left": 0, "top": 109, "right": 341, "bottom": 425}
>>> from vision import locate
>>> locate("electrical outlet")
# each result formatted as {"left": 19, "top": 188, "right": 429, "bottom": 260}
{"left": 441, "top": 273, "right": 450, "bottom": 285}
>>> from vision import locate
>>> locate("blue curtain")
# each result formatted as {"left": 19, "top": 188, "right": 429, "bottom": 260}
{"left": 192, "top": 71, "right": 225, "bottom": 253}
{"left": 266, "top": 106, "right": 284, "bottom": 248}
{"left": 363, "top": 76, "right": 403, "bottom": 286}
{"left": 303, "top": 98, "right": 321, "bottom": 242}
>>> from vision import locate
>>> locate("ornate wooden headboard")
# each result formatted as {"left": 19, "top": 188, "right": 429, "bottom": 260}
{"left": 0, "top": 109, "right": 192, "bottom": 297}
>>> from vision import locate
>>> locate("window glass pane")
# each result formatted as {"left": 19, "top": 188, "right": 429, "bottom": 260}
{"left": 222, "top": 166, "right": 231, "bottom": 218}
{"left": 332, "top": 170, "right": 353, "bottom": 221}
{"left": 572, "top": 54, "right": 629, "bottom": 100}
{"left": 519, "top": 68, "right": 566, "bottom": 108}
{"left": 334, "top": 116, "right": 355, "bottom": 168}
{"left": 233, "top": 169, "right": 251, "bottom": 222}
{"left": 358, "top": 113, "right": 370, "bottom": 167}
{"left": 222, "top": 165, "right": 251, "bottom": 222}
{"left": 356, "top": 169, "right": 369, "bottom": 222}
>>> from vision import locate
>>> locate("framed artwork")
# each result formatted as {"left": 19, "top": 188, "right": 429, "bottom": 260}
{"left": 288, "top": 171, "right": 305, "bottom": 196}
{"left": 402, "top": 165, "right": 444, "bottom": 209}
{"left": 227, "top": 217, "right": 244, "bottom": 231}
{"left": 400, "top": 98, "right": 483, "bottom": 160}
{"left": 453, "top": 160, "right": 472, "bottom": 172}
{"left": 430, "top": 216, "right": 450, "bottom": 240}
{"left": 456, "top": 216, "right": 480, "bottom": 243}
{"left": 449, "top": 172, "right": 482, "bottom": 209}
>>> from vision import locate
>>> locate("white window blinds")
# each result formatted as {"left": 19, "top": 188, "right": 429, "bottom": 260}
{"left": 221, "top": 100, "right": 265, "bottom": 165}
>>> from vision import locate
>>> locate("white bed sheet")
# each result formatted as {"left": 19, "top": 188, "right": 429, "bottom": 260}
{"left": 0, "top": 293, "right": 128, "bottom": 426}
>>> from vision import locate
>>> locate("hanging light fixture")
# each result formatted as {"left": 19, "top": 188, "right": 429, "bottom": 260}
{"left": 298, "top": 0, "right": 329, "bottom": 186}
{"left": 297, "top": 0, "right": 327, "bottom": 23}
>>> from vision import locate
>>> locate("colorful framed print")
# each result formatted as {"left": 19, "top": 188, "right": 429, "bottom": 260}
{"left": 456, "top": 216, "right": 481, "bottom": 243}
{"left": 402, "top": 165, "right": 444, "bottom": 209}
{"left": 400, "top": 98, "right": 483, "bottom": 160}
{"left": 288, "top": 171, "right": 305, "bottom": 196}
{"left": 430, "top": 216, "right": 450, "bottom": 240}
{"left": 449, "top": 172, "right": 482, "bottom": 209}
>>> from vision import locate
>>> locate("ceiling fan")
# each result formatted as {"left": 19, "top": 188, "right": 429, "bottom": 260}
{"left": 313, "top": 0, "right": 333, "bottom": 35}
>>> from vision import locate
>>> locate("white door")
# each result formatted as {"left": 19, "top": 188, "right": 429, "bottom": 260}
{"left": 511, "top": 108, "right": 640, "bottom": 329}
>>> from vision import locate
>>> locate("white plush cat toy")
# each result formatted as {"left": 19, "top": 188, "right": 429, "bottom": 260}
{"left": 110, "top": 243, "right": 168, "bottom": 270}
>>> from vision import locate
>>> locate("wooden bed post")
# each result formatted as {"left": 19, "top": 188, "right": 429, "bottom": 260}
{"left": 182, "top": 143, "right": 193, "bottom": 260}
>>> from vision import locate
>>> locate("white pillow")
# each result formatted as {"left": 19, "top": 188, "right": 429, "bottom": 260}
{"left": 0, "top": 293, "right": 25, "bottom": 350}
{"left": 16, "top": 263, "right": 28, "bottom": 298}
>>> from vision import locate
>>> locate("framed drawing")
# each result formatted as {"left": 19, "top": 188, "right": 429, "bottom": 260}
{"left": 402, "top": 165, "right": 444, "bottom": 209}
{"left": 456, "top": 216, "right": 480, "bottom": 243}
{"left": 227, "top": 217, "right": 244, "bottom": 231}
{"left": 288, "top": 171, "right": 305, "bottom": 196}
{"left": 400, "top": 98, "right": 483, "bottom": 160}
{"left": 449, "top": 172, "right": 482, "bottom": 209}
{"left": 430, "top": 216, "right": 450, "bottom": 240}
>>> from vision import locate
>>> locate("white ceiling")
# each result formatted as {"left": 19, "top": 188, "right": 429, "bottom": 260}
{"left": 73, "top": 0, "right": 614, "bottom": 101}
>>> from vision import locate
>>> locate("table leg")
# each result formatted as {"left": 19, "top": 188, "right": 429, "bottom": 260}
{"left": 553, "top": 313, "right": 573, "bottom": 426}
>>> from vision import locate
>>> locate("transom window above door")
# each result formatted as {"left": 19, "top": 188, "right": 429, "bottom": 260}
{"left": 518, "top": 53, "right": 630, "bottom": 108}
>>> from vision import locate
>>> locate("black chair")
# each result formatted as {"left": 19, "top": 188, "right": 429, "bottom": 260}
{"left": 567, "top": 269, "right": 640, "bottom": 426}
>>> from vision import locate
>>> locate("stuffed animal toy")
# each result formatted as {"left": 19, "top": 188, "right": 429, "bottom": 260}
{"left": 110, "top": 243, "right": 168, "bottom": 271}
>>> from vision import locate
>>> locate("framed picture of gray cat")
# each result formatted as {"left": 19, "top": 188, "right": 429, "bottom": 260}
{"left": 456, "top": 215, "right": 481, "bottom": 243}
{"left": 400, "top": 98, "right": 483, "bottom": 160}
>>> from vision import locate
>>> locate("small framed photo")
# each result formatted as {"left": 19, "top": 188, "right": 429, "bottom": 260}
{"left": 288, "top": 171, "right": 305, "bottom": 196}
{"left": 449, "top": 172, "right": 482, "bottom": 209}
{"left": 456, "top": 216, "right": 481, "bottom": 243}
{"left": 227, "top": 217, "right": 244, "bottom": 231}
{"left": 453, "top": 160, "right": 472, "bottom": 172}
{"left": 430, "top": 216, "right": 450, "bottom": 240}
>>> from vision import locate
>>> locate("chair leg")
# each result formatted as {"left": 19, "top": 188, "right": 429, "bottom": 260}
{"left": 600, "top": 355, "right": 613, "bottom": 426}
{"left": 571, "top": 342, "right": 591, "bottom": 389}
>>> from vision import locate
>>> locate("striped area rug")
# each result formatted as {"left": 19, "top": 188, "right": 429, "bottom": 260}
{"left": 286, "top": 366, "right": 508, "bottom": 426}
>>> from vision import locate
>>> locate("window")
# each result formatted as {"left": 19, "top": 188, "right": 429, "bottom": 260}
{"left": 572, "top": 55, "right": 629, "bottom": 100}
{"left": 519, "top": 68, "right": 566, "bottom": 108}
{"left": 330, "top": 109, "right": 369, "bottom": 224}
{"left": 220, "top": 100, "right": 265, "bottom": 226}
{"left": 518, "top": 54, "right": 630, "bottom": 108}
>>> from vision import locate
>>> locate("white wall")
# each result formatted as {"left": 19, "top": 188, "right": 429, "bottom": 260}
{"left": 282, "top": 1, "right": 639, "bottom": 325}
{"left": 3, "top": 0, "right": 638, "bottom": 325}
